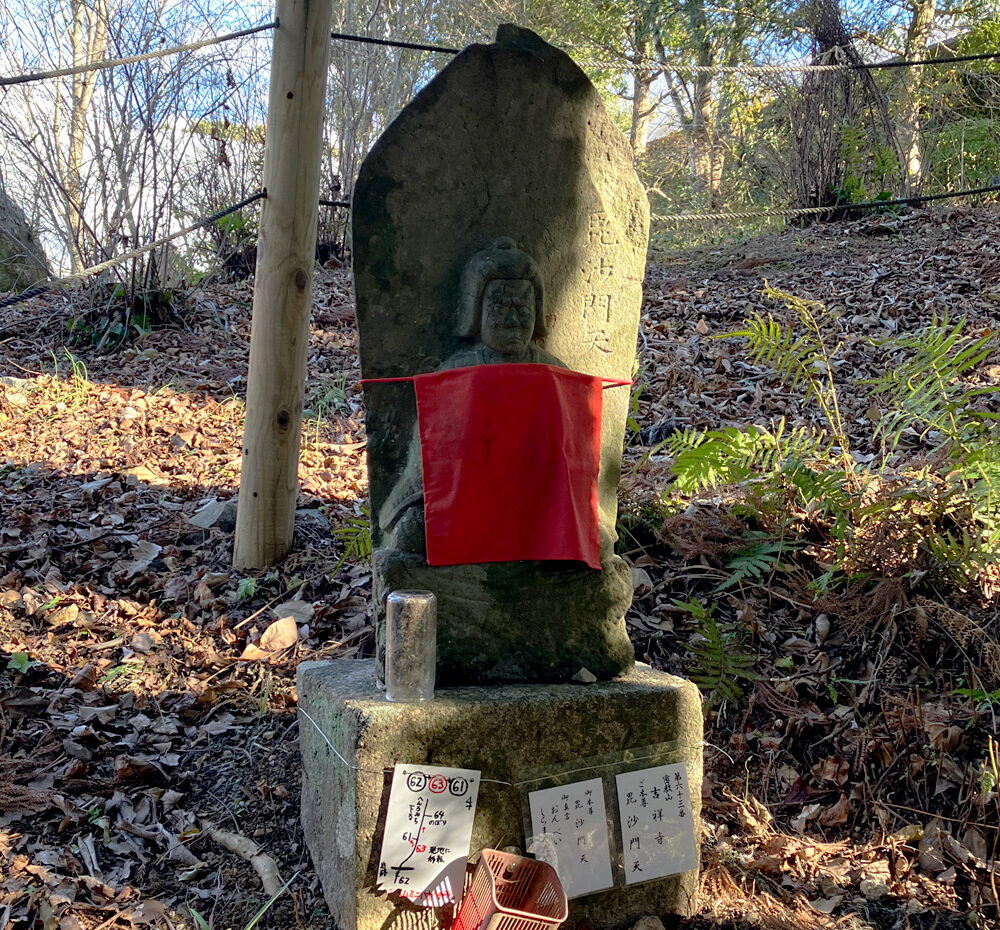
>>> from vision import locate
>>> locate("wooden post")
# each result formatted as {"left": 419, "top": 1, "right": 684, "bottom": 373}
{"left": 234, "top": 0, "right": 334, "bottom": 569}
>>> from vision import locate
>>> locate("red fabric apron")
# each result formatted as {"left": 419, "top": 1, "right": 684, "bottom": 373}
{"left": 412, "top": 363, "right": 602, "bottom": 569}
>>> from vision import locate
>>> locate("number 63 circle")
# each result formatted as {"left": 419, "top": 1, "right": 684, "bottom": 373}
{"left": 405, "top": 771, "right": 471, "bottom": 796}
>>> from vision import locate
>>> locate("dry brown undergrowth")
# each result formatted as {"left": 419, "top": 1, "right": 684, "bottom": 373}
{"left": 1, "top": 211, "right": 999, "bottom": 928}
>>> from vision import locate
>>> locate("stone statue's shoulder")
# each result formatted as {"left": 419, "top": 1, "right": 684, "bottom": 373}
{"left": 527, "top": 344, "right": 565, "bottom": 368}
{"left": 441, "top": 346, "right": 486, "bottom": 370}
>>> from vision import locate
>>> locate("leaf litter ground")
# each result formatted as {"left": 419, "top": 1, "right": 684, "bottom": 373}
{"left": 1, "top": 207, "right": 999, "bottom": 930}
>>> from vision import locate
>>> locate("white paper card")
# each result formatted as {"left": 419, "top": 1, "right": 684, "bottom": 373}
{"left": 615, "top": 763, "right": 697, "bottom": 884}
{"left": 527, "top": 778, "right": 614, "bottom": 899}
{"left": 377, "top": 765, "right": 481, "bottom": 906}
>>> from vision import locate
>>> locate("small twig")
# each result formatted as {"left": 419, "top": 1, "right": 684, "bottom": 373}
{"left": 51, "top": 515, "right": 175, "bottom": 553}
{"left": 232, "top": 568, "right": 330, "bottom": 629}
{"left": 82, "top": 637, "right": 126, "bottom": 653}
{"left": 1, "top": 512, "right": 175, "bottom": 557}
{"left": 90, "top": 912, "right": 129, "bottom": 930}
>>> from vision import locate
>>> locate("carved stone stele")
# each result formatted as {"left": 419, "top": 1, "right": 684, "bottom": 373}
{"left": 353, "top": 25, "right": 650, "bottom": 685}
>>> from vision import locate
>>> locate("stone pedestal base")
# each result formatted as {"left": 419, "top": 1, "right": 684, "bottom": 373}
{"left": 298, "top": 659, "right": 702, "bottom": 930}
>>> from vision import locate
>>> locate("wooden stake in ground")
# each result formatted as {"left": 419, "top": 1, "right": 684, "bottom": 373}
{"left": 234, "top": 0, "right": 334, "bottom": 569}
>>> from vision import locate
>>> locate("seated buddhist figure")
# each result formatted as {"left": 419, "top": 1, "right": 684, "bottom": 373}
{"left": 379, "top": 237, "right": 564, "bottom": 554}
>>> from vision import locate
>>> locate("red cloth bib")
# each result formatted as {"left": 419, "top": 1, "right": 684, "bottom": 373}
{"left": 413, "top": 363, "right": 602, "bottom": 569}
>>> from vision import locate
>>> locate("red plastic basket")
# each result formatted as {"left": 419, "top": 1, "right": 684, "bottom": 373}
{"left": 453, "top": 850, "right": 568, "bottom": 930}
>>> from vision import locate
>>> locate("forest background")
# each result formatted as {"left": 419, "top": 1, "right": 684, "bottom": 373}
{"left": 3, "top": 0, "right": 1000, "bottom": 296}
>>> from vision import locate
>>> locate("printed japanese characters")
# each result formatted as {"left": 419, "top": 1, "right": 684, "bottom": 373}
{"left": 378, "top": 765, "right": 481, "bottom": 906}
{"left": 528, "top": 778, "right": 614, "bottom": 899}
{"left": 526, "top": 764, "right": 697, "bottom": 897}
{"left": 616, "top": 765, "right": 697, "bottom": 883}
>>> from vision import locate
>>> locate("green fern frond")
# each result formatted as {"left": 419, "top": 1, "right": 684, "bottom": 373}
{"left": 662, "top": 426, "right": 707, "bottom": 455}
{"left": 925, "top": 527, "right": 999, "bottom": 576}
{"left": 665, "top": 420, "right": 832, "bottom": 494}
{"left": 726, "top": 286, "right": 851, "bottom": 452}
{"left": 332, "top": 507, "right": 372, "bottom": 562}
{"left": 890, "top": 313, "right": 993, "bottom": 376}
{"left": 951, "top": 440, "right": 1000, "bottom": 498}
{"left": 781, "top": 458, "right": 851, "bottom": 513}
{"left": 866, "top": 314, "right": 999, "bottom": 448}
{"left": 675, "top": 598, "right": 758, "bottom": 706}
{"left": 727, "top": 313, "right": 817, "bottom": 394}
{"left": 774, "top": 423, "right": 834, "bottom": 466}
{"left": 760, "top": 283, "right": 834, "bottom": 329}
{"left": 717, "top": 533, "right": 796, "bottom": 591}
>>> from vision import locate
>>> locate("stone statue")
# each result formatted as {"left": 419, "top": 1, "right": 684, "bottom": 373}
{"left": 379, "top": 237, "right": 563, "bottom": 554}
{"left": 367, "top": 237, "right": 636, "bottom": 685}
{"left": 299, "top": 32, "right": 701, "bottom": 930}
{"left": 353, "top": 25, "right": 650, "bottom": 685}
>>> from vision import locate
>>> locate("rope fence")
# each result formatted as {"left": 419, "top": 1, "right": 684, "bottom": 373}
{"left": 326, "top": 181, "right": 1000, "bottom": 228}
{"left": 574, "top": 46, "right": 1000, "bottom": 77}
{"left": 2, "top": 17, "right": 1000, "bottom": 312}
{"left": 325, "top": 31, "right": 1000, "bottom": 78}
{"left": 651, "top": 182, "right": 1000, "bottom": 226}
{"left": 323, "top": 30, "right": 1000, "bottom": 77}
{"left": 0, "top": 192, "right": 362, "bottom": 312}
{"left": 5, "top": 20, "right": 990, "bottom": 90}
{"left": 0, "top": 192, "right": 266, "bottom": 311}
{"left": 5, "top": 176, "right": 994, "bottom": 314}
{"left": 0, "top": 21, "right": 277, "bottom": 88}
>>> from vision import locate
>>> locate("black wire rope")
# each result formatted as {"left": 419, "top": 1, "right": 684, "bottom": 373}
{"left": 845, "top": 182, "right": 1000, "bottom": 209}
{"left": 854, "top": 49, "right": 1000, "bottom": 71}
{"left": 330, "top": 31, "right": 459, "bottom": 55}
{"left": 0, "top": 191, "right": 266, "bottom": 312}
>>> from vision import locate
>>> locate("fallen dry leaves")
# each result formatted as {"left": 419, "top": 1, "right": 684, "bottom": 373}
{"left": 1, "top": 269, "right": 371, "bottom": 929}
{"left": 626, "top": 207, "right": 1000, "bottom": 928}
{"left": 0, "top": 211, "right": 999, "bottom": 928}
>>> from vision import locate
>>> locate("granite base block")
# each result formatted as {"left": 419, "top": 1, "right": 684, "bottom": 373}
{"left": 298, "top": 659, "right": 702, "bottom": 930}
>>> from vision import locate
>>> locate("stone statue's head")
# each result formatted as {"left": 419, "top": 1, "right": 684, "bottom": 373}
{"left": 457, "top": 238, "right": 546, "bottom": 349}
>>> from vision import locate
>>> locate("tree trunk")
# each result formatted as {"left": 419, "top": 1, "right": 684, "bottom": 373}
{"left": 65, "top": 0, "right": 109, "bottom": 273}
{"left": 630, "top": 65, "right": 656, "bottom": 156}
{"left": 626, "top": 15, "right": 659, "bottom": 158}
{"left": 705, "top": 14, "right": 749, "bottom": 212}
{"left": 897, "top": 0, "right": 935, "bottom": 192}
{"left": 686, "top": 0, "right": 716, "bottom": 207}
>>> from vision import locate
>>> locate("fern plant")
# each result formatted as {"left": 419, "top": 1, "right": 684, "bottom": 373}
{"left": 727, "top": 284, "right": 852, "bottom": 464}
{"left": 332, "top": 507, "right": 373, "bottom": 562}
{"left": 717, "top": 532, "right": 797, "bottom": 591}
{"left": 674, "top": 598, "right": 758, "bottom": 707}
{"left": 865, "top": 314, "right": 998, "bottom": 451}
{"left": 662, "top": 284, "right": 861, "bottom": 541}
{"left": 665, "top": 420, "right": 833, "bottom": 495}
{"left": 664, "top": 418, "right": 859, "bottom": 556}
{"left": 865, "top": 315, "right": 1000, "bottom": 585}
{"left": 659, "top": 289, "right": 999, "bottom": 595}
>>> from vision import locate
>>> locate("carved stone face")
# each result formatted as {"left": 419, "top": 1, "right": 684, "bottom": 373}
{"left": 480, "top": 278, "right": 535, "bottom": 356}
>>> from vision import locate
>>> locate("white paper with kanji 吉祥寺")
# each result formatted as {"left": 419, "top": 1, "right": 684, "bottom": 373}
{"left": 527, "top": 778, "right": 614, "bottom": 899}
{"left": 377, "top": 765, "right": 480, "bottom": 906}
{"left": 615, "top": 763, "right": 696, "bottom": 884}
